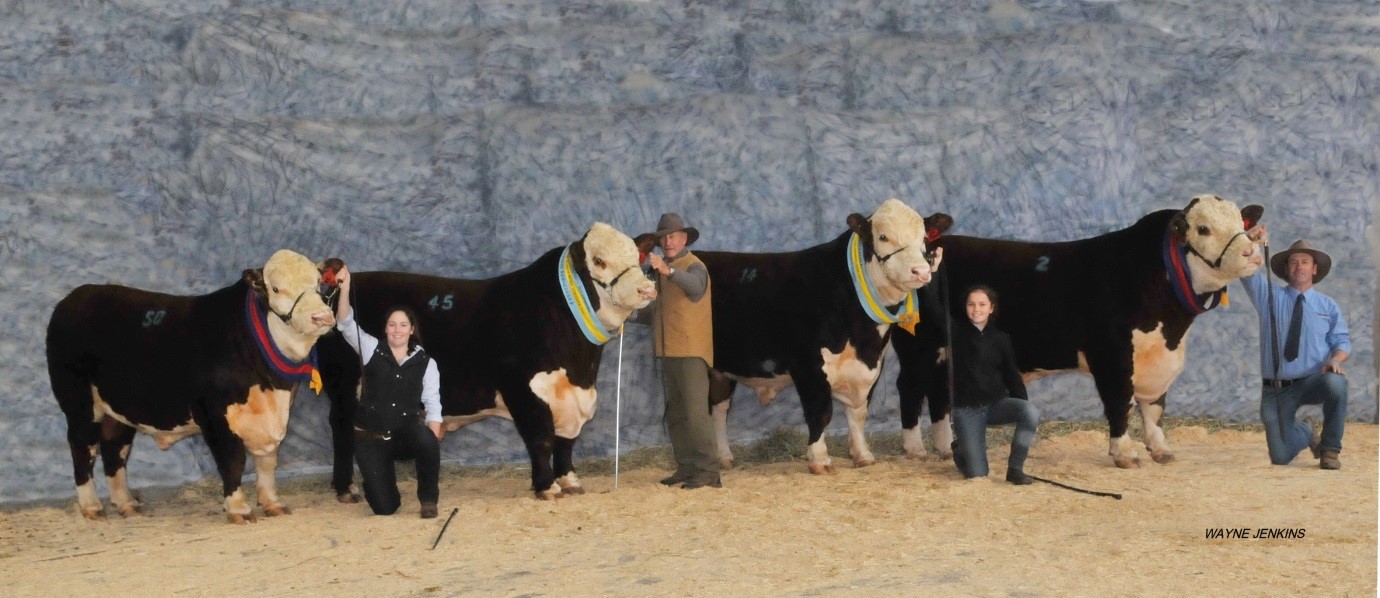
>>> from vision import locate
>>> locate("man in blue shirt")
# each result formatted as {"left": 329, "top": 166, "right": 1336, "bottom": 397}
{"left": 1240, "top": 228, "right": 1351, "bottom": 470}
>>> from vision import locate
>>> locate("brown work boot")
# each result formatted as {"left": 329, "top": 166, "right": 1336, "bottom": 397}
{"left": 660, "top": 472, "right": 692, "bottom": 486}
{"left": 1319, "top": 451, "right": 1341, "bottom": 470}
{"left": 420, "top": 502, "right": 439, "bottom": 518}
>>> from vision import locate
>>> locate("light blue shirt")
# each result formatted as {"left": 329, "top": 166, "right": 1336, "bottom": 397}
{"left": 337, "top": 308, "right": 443, "bottom": 424}
{"left": 1239, "top": 270, "right": 1351, "bottom": 380}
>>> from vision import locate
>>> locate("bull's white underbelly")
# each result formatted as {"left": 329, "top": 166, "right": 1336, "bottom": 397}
{"left": 820, "top": 341, "right": 881, "bottom": 409}
{"left": 91, "top": 385, "right": 201, "bottom": 450}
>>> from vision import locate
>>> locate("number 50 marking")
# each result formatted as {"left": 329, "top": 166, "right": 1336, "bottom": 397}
{"left": 142, "top": 309, "right": 167, "bottom": 327}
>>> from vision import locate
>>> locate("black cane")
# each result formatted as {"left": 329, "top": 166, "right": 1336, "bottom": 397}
{"left": 431, "top": 507, "right": 460, "bottom": 550}
{"left": 1028, "top": 474, "right": 1123, "bottom": 499}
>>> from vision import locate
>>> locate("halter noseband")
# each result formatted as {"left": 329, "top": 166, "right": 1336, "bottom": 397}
{"left": 1184, "top": 230, "right": 1249, "bottom": 270}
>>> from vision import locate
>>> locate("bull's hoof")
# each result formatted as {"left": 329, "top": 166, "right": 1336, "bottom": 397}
{"left": 227, "top": 512, "right": 258, "bottom": 524}
{"left": 116, "top": 504, "right": 143, "bottom": 518}
{"left": 720, "top": 457, "right": 736, "bottom": 470}
{"left": 1112, "top": 455, "right": 1141, "bottom": 469}
{"left": 263, "top": 504, "right": 292, "bottom": 517}
{"left": 559, "top": 486, "right": 586, "bottom": 496}
{"left": 80, "top": 508, "right": 106, "bottom": 520}
{"left": 853, "top": 457, "right": 877, "bottom": 468}
{"left": 1151, "top": 451, "right": 1175, "bottom": 464}
{"left": 905, "top": 450, "right": 929, "bottom": 461}
{"left": 337, "top": 492, "right": 361, "bottom": 504}
{"left": 535, "top": 490, "right": 563, "bottom": 501}
{"left": 807, "top": 463, "right": 836, "bottom": 475}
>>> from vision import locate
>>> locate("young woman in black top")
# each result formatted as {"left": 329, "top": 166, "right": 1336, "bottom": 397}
{"left": 335, "top": 266, "right": 445, "bottom": 517}
{"left": 949, "top": 285, "right": 1039, "bottom": 484}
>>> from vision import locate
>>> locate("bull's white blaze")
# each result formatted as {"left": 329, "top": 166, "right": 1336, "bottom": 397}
{"left": 932, "top": 415, "right": 954, "bottom": 458}
{"left": 820, "top": 342, "right": 882, "bottom": 467}
{"left": 868, "top": 198, "right": 934, "bottom": 297}
{"left": 1131, "top": 323, "right": 1185, "bottom": 459}
{"left": 583, "top": 222, "right": 656, "bottom": 329}
{"left": 445, "top": 392, "right": 511, "bottom": 430}
{"left": 224, "top": 487, "right": 252, "bottom": 517}
{"left": 224, "top": 386, "right": 292, "bottom": 457}
{"left": 92, "top": 386, "right": 201, "bottom": 449}
{"left": 712, "top": 400, "right": 734, "bottom": 468}
{"left": 556, "top": 472, "right": 581, "bottom": 490}
{"left": 260, "top": 249, "right": 336, "bottom": 360}
{"left": 1180, "top": 195, "right": 1264, "bottom": 290}
{"left": 529, "top": 368, "right": 597, "bottom": 439}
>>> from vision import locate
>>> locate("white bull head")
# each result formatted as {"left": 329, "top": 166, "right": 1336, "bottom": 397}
{"left": 1172, "top": 194, "right": 1265, "bottom": 292}
{"left": 847, "top": 198, "right": 953, "bottom": 305}
{"left": 575, "top": 222, "right": 657, "bottom": 329}
{"left": 243, "top": 249, "right": 338, "bottom": 359}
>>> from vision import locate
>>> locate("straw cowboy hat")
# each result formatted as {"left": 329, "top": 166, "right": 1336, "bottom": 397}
{"left": 1270, "top": 239, "right": 1332, "bottom": 283}
{"left": 649, "top": 212, "right": 700, "bottom": 246}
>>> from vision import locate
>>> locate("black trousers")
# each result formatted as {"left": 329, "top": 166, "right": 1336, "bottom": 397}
{"left": 354, "top": 420, "right": 440, "bottom": 515}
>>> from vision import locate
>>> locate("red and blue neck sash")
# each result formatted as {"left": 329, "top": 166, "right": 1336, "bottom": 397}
{"left": 245, "top": 290, "right": 320, "bottom": 385}
{"left": 1162, "top": 228, "right": 1226, "bottom": 315}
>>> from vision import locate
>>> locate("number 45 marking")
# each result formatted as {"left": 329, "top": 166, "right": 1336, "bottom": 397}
{"left": 428, "top": 294, "right": 454, "bottom": 310}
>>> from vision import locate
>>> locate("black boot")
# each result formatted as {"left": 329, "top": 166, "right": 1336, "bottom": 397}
{"left": 1006, "top": 469, "right": 1033, "bottom": 485}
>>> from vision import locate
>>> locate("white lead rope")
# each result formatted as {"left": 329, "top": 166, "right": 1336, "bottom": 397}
{"left": 614, "top": 324, "right": 624, "bottom": 490}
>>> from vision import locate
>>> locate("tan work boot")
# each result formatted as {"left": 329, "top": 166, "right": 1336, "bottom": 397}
{"left": 1319, "top": 450, "right": 1341, "bottom": 470}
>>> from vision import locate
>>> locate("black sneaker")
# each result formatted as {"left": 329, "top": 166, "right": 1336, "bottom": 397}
{"left": 1006, "top": 469, "right": 1034, "bottom": 485}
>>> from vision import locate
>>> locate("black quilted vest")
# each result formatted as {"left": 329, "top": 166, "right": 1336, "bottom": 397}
{"left": 354, "top": 346, "right": 430, "bottom": 435}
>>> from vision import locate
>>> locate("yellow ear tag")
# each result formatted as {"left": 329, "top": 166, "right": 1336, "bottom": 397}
{"left": 1220, "top": 289, "right": 1229, "bottom": 308}
{"left": 309, "top": 369, "right": 323, "bottom": 395}
{"left": 897, "top": 312, "right": 919, "bottom": 335}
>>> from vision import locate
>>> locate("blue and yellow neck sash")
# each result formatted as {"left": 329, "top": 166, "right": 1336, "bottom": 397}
{"left": 846, "top": 233, "right": 920, "bottom": 334}
{"left": 559, "top": 245, "right": 618, "bottom": 345}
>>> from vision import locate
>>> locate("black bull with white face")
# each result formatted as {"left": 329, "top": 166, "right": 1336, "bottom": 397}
{"left": 316, "top": 222, "right": 656, "bottom": 500}
{"left": 695, "top": 199, "right": 953, "bottom": 474}
{"left": 893, "top": 195, "right": 1265, "bottom": 468}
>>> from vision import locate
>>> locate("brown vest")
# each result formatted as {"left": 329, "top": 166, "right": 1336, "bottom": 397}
{"left": 654, "top": 252, "right": 714, "bottom": 366}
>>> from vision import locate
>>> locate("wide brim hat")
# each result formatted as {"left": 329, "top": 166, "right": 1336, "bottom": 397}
{"left": 1270, "top": 239, "right": 1332, "bottom": 283}
{"left": 649, "top": 212, "right": 700, "bottom": 246}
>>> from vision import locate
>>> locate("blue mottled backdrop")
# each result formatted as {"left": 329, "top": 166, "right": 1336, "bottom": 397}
{"left": 2, "top": 0, "right": 1375, "bottom": 504}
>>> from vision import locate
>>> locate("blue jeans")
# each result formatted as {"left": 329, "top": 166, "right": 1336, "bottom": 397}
{"left": 1260, "top": 372, "right": 1347, "bottom": 465}
{"left": 951, "top": 398, "right": 1040, "bottom": 478}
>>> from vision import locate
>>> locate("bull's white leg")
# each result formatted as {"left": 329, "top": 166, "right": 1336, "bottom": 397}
{"left": 712, "top": 401, "right": 735, "bottom": 469}
{"left": 108, "top": 445, "right": 142, "bottom": 518}
{"left": 536, "top": 482, "right": 564, "bottom": 501}
{"left": 1109, "top": 434, "right": 1140, "bottom": 469}
{"left": 224, "top": 488, "right": 256, "bottom": 524}
{"left": 845, "top": 404, "right": 876, "bottom": 467}
{"left": 1138, "top": 398, "right": 1174, "bottom": 463}
{"left": 932, "top": 415, "right": 954, "bottom": 458}
{"left": 76, "top": 479, "right": 104, "bottom": 519}
{"left": 76, "top": 444, "right": 104, "bottom": 519}
{"left": 252, "top": 451, "right": 289, "bottom": 516}
{"left": 806, "top": 437, "right": 834, "bottom": 474}
{"left": 902, "top": 425, "right": 928, "bottom": 460}
{"left": 556, "top": 472, "right": 582, "bottom": 494}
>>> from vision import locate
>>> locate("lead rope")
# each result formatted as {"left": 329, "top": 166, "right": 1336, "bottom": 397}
{"left": 939, "top": 264, "right": 1120, "bottom": 499}
{"left": 614, "top": 324, "right": 625, "bottom": 490}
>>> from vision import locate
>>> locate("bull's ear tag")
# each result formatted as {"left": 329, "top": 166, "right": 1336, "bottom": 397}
{"left": 310, "top": 369, "right": 323, "bottom": 395}
{"left": 897, "top": 312, "right": 919, "bottom": 335}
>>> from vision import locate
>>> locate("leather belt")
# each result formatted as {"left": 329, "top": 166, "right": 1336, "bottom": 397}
{"left": 354, "top": 428, "right": 392, "bottom": 441}
{"left": 1263, "top": 378, "right": 1301, "bottom": 389}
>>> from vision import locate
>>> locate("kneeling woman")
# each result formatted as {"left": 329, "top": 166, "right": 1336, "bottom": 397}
{"left": 334, "top": 267, "right": 444, "bottom": 517}
{"left": 950, "top": 285, "right": 1040, "bottom": 485}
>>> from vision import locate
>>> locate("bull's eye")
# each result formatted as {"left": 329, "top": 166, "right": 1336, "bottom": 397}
{"left": 1196, "top": 225, "right": 1210, "bottom": 235}
{"left": 878, "top": 234, "right": 888, "bottom": 242}
{"left": 593, "top": 257, "right": 605, "bottom": 268}
{"left": 271, "top": 286, "right": 279, "bottom": 293}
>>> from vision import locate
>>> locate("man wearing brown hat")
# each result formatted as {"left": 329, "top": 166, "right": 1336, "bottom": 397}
{"left": 640, "top": 212, "right": 721, "bottom": 489}
{"left": 1240, "top": 227, "right": 1351, "bottom": 470}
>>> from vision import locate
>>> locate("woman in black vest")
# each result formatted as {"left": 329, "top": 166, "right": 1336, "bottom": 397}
{"left": 949, "top": 285, "right": 1040, "bottom": 485}
{"left": 335, "top": 267, "right": 444, "bottom": 517}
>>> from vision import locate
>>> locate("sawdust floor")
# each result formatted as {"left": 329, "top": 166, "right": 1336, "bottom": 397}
{"left": 1, "top": 424, "right": 1375, "bottom": 597}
